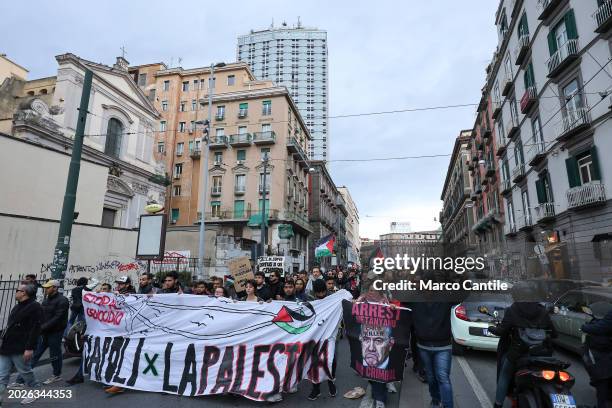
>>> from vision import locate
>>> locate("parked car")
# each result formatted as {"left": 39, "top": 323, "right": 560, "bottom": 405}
{"left": 551, "top": 286, "right": 612, "bottom": 354}
{"left": 524, "top": 278, "right": 602, "bottom": 303}
{"left": 450, "top": 291, "right": 513, "bottom": 355}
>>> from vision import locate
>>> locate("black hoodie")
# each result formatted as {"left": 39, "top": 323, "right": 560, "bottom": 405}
{"left": 409, "top": 302, "right": 457, "bottom": 347}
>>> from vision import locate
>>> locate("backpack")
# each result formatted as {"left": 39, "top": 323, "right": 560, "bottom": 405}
{"left": 516, "top": 327, "right": 550, "bottom": 356}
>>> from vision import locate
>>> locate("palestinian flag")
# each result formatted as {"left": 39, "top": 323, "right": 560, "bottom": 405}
{"left": 370, "top": 247, "right": 384, "bottom": 261}
{"left": 315, "top": 234, "right": 335, "bottom": 258}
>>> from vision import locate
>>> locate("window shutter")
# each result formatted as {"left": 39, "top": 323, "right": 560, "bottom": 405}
{"left": 565, "top": 156, "right": 581, "bottom": 187}
{"left": 590, "top": 145, "right": 601, "bottom": 181}
{"left": 535, "top": 179, "right": 546, "bottom": 204}
{"left": 565, "top": 9, "right": 578, "bottom": 40}
{"left": 547, "top": 30, "right": 558, "bottom": 56}
{"left": 239, "top": 102, "right": 248, "bottom": 109}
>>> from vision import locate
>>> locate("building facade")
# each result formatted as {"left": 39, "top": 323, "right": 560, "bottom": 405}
{"left": 1, "top": 53, "right": 165, "bottom": 229}
{"left": 129, "top": 62, "right": 312, "bottom": 272}
{"left": 308, "top": 161, "right": 348, "bottom": 269}
{"left": 482, "top": 0, "right": 612, "bottom": 282}
{"left": 379, "top": 230, "right": 442, "bottom": 258}
{"left": 338, "top": 186, "right": 360, "bottom": 265}
{"left": 237, "top": 22, "right": 329, "bottom": 162}
{"left": 0, "top": 53, "right": 28, "bottom": 83}
{"left": 440, "top": 130, "right": 478, "bottom": 257}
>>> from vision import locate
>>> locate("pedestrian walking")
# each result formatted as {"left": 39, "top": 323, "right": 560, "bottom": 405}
{"left": 65, "top": 277, "right": 88, "bottom": 336}
{"left": 0, "top": 283, "right": 42, "bottom": 405}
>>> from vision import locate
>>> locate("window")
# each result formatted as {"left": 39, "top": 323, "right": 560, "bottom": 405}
{"left": 507, "top": 200, "right": 515, "bottom": 227}
{"left": 163, "top": 80, "right": 170, "bottom": 91}
{"left": 514, "top": 141, "right": 524, "bottom": 166}
{"left": 517, "top": 12, "right": 529, "bottom": 37}
{"left": 227, "top": 75, "right": 235, "bottom": 86}
{"left": 216, "top": 105, "right": 225, "bottom": 118}
{"left": 138, "top": 73, "right": 147, "bottom": 86}
{"left": 258, "top": 199, "right": 270, "bottom": 216}
{"left": 176, "top": 142, "right": 184, "bottom": 155}
{"left": 211, "top": 201, "right": 221, "bottom": 217}
{"left": 104, "top": 118, "right": 123, "bottom": 158}
{"left": 173, "top": 185, "right": 181, "bottom": 196}
{"left": 234, "top": 200, "right": 245, "bottom": 217}
{"left": 563, "top": 79, "right": 583, "bottom": 113}
{"left": 170, "top": 208, "right": 179, "bottom": 222}
{"left": 238, "top": 125, "right": 247, "bottom": 134}
{"left": 193, "top": 79, "right": 199, "bottom": 88}
{"left": 548, "top": 10, "right": 578, "bottom": 56}
{"left": 216, "top": 128, "right": 225, "bottom": 136}
{"left": 179, "top": 101, "right": 186, "bottom": 112}
{"left": 261, "top": 123, "right": 271, "bottom": 133}
{"left": 535, "top": 172, "right": 553, "bottom": 204}
{"left": 262, "top": 100, "right": 272, "bottom": 115}
{"left": 531, "top": 116, "right": 543, "bottom": 146}
{"left": 182, "top": 81, "right": 189, "bottom": 91}
{"left": 101, "top": 208, "right": 116, "bottom": 227}
{"left": 161, "top": 100, "right": 168, "bottom": 111}
{"left": 157, "top": 141, "right": 165, "bottom": 153}
{"left": 212, "top": 176, "right": 222, "bottom": 194}
{"left": 236, "top": 149, "right": 246, "bottom": 161}
{"left": 160, "top": 121, "right": 167, "bottom": 132}
{"left": 235, "top": 175, "right": 246, "bottom": 192}
{"left": 521, "top": 189, "right": 531, "bottom": 222}
{"left": 239, "top": 102, "right": 248, "bottom": 118}
{"left": 179, "top": 122, "right": 186, "bottom": 132}
{"left": 260, "top": 147, "right": 270, "bottom": 160}
{"left": 192, "top": 100, "right": 197, "bottom": 111}
{"left": 174, "top": 163, "right": 183, "bottom": 177}
{"left": 214, "top": 151, "right": 223, "bottom": 164}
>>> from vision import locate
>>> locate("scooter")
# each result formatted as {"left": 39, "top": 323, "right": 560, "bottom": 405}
{"left": 478, "top": 305, "right": 577, "bottom": 408}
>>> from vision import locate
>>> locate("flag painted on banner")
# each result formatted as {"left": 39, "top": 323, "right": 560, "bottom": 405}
{"left": 342, "top": 299, "right": 411, "bottom": 383}
{"left": 82, "top": 290, "right": 352, "bottom": 401}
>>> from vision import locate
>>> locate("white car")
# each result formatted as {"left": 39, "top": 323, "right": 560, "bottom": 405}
{"left": 450, "top": 292, "right": 512, "bottom": 355}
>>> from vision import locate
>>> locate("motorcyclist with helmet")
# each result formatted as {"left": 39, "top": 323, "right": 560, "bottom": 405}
{"left": 581, "top": 306, "right": 612, "bottom": 408}
{"left": 488, "top": 286, "right": 557, "bottom": 408}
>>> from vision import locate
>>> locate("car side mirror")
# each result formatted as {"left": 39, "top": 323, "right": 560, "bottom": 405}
{"left": 581, "top": 306, "right": 593, "bottom": 316}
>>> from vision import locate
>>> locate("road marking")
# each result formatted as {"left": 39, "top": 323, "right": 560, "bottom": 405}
{"left": 359, "top": 384, "right": 373, "bottom": 408}
{"left": 456, "top": 356, "right": 492, "bottom": 408}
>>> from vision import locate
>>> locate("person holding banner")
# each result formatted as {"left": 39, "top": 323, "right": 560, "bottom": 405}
{"left": 281, "top": 280, "right": 298, "bottom": 301}
{"left": 254, "top": 272, "right": 272, "bottom": 301}
{"left": 305, "top": 267, "right": 323, "bottom": 297}
{"left": 242, "top": 280, "right": 264, "bottom": 303}
{"left": 294, "top": 278, "right": 312, "bottom": 301}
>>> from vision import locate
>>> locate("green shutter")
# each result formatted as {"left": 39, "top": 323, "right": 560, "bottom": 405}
{"left": 565, "top": 9, "right": 578, "bottom": 40}
{"left": 263, "top": 100, "right": 271, "bottom": 106}
{"left": 171, "top": 208, "right": 179, "bottom": 221}
{"left": 239, "top": 102, "right": 248, "bottom": 109}
{"left": 237, "top": 149, "right": 246, "bottom": 161}
{"left": 547, "top": 30, "right": 558, "bottom": 56}
{"left": 590, "top": 145, "right": 601, "bottom": 181}
{"left": 535, "top": 179, "right": 546, "bottom": 204}
{"left": 565, "top": 157, "right": 581, "bottom": 187}
{"left": 234, "top": 200, "right": 245, "bottom": 218}
{"left": 518, "top": 13, "right": 529, "bottom": 37}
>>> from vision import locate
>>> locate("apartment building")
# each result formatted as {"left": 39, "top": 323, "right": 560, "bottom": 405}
{"left": 440, "top": 130, "right": 478, "bottom": 257}
{"left": 337, "top": 186, "right": 360, "bottom": 265}
{"left": 379, "top": 230, "right": 442, "bottom": 259}
{"left": 129, "top": 62, "right": 312, "bottom": 270}
{"left": 308, "top": 161, "right": 348, "bottom": 269}
{"left": 0, "top": 53, "right": 28, "bottom": 83}
{"left": 485, "top": 0, "right": 612, "bottom": 281}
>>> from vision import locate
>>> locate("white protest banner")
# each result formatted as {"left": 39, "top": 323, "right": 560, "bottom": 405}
{"left": 257, "top": 256, "right": 284, "bottom": 275}
{"left": 82, "top": 290, "right": 352, "bottom": 401}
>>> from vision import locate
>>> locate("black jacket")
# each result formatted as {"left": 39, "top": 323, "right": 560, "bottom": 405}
{"left": 582, "top": 309, "right": 612, "bottom": 351}
{"left": 70, "top": 286, "right": 85, "bottom": 314}
{"left": 409, "top": 302, "right": 456, "bottom": 347}
{"left": 256, "top": 284, "right": 272, "bottom": 301}
{"left": 40, "top": 292, "right": 69, "bottom": 334}
{"left": 0, "top": 298, "right": 42, "bottom": 355}
{"left": 267, "top": 280, "right": 283, "bottom": 300}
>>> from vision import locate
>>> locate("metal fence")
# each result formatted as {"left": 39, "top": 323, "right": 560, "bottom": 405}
{"left": 0, "top": 273, "right": 49, "bottom": 330}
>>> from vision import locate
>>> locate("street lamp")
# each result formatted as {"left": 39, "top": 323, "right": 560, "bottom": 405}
{"left": 196, "top": 62, "right": 226, "bottom": 280}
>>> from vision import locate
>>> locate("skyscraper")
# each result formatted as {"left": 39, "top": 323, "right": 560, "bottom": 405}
{"left": 237, "top": 21, "right": 329, "bottom": 162}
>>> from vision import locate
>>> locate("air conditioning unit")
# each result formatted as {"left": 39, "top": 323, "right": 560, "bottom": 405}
{"left": 237, "top": 160, "right": 244, "bottom": 165}
{"left": 170, "top": 220, "right": 177, "bottom": 224}
{"left": 214, "top": 160, "right": 222, "bottom": 166}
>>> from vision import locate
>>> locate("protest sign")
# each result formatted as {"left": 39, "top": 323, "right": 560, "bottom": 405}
{"left": 228, "top": 257, "right": 254, "bottom": 292}
{"left": 342, "top": 299, "right": 410, "bottom": 383}
{"left": 257, "top": 256, "right": 284, "bottom": 275}
{"left": 83, "top": 290, "right": 352, "bottom": 401}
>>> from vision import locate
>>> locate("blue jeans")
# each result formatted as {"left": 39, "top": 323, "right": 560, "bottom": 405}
{"left": 495, "top": 356, "right": 514, "bottom": 405}
{"left": 17, "top": 331, "right": 64, "bottom": 382}
{"left": 418, "top": 347, "right": 453, "bottom": 408}
{"left": 370, "top": 380, "right": 387, "bottom": 404}
{"left": 0, "top": 354, "right": 40, "bottom": 403}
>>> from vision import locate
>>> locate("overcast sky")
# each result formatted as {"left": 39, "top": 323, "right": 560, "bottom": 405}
{"left": 1, "top": 0, "right": 499, "bottom": 239}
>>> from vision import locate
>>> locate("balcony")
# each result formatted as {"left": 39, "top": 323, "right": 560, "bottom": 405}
{"left": 501, "top": 72, "right": 514, "bottom": 97}
{"left": 556, "top": 107, "right": 591, "bottom": 142}
{"left": 594, "top": 0, "right": 612, "bottom": 33}
{"left": 501, "top": 178, "right": 512, "bottom": 195}
{"left": 238, "top": 109, "right": 248, "bottom": 119}
{"left": 492, "top": 100, "right": 502, "bottom": 119}
{"left": 527, "top": 141, "right": 547, "bottom": 166}
{"left": 482, "top": 126, "right": 492, "bottom": 142}
{"left": 547, "top": 39, "right": 580, "bottom": 78}
{"left": 538, "top": 0, "right": 563, "bottom": 21}
{"left": 258, "top": 184, "right": 270, "bottom": 194}
{"left": 496, "top": 134, "right": 508, "bottom": 156}
{"left": 287, "top": 136, "right": 309, "bottom": 167}
{"left": 485, "top": 162, "right": 496, "bottom": 177}
{"left": 535, "top": 202, "right": 556, "bottom": 222}
{"left": 211, "top": 186, "right": 222, "bottom": 196}
{"left": 515, "top": 33, "right": 530, "bottom": 65}
{"left": 253, "top": 131, "right": 276, "bottom": 145}
{"left": 504, "top": 222, "right": 517, "bottom": 236}
{"left": 234, "top": 185, "right": 246, "bottom": 195}
{"left": 507, "top": 115, "right": 520, "bottom": 140}
{"left": 567, "top": 182, "right": 607, "bottom": 209}
{"left": 208, "top": 135, "right": 229, "bottom": 149}
{"left": 520, "top": 86, "right": 537, "bottom": 114}
{"left": 190, "top": 148, "right": 201, "bottom": 159}
{"left": 512, "top": 163, "right": 526, "bottom": 183}
{"left": 215, "top": 112, "right": 225, "bottom": 121}
{"left": 229, "top": 133, "right": 252, "bottom": 147}
{"left": 517, "top": 213, "right": 534, "bottom": 231}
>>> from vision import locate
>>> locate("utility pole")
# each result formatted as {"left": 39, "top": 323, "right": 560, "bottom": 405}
{"left": 260, "top": 154, "right": 269, "bottom": 257}
{"left": 49, "top": 69, "right": 93, "bottom": 284}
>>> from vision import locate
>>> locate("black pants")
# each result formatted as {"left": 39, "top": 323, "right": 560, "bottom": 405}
{"left": 311, "top": 353, "right": 337, "bottom": 392}
{"left": 594, "top": 378, "right": 611, "bottom": 408}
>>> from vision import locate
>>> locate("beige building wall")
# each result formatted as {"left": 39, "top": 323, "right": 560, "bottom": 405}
{"left": 0, "top": 54, "right": 28, "bottom": 83}
{"left": 0, "top": 135, "right": 108, "bottom": 224}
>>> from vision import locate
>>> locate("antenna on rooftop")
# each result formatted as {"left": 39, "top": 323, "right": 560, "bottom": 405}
{"left": 297, "top": 16, "right": 302, "bottom": 28}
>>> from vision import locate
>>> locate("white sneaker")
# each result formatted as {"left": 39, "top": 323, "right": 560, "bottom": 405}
{"left": 374, "top": 401, "right": 386, "bottom": 408}
{"left": 288, "top": 384, "right": 298, "bottom": 394}
{"left": 266, "top": 393, "right": 283, "bottom": 402}
{"left": 21, "top": 396, "right": 39, "bottom": 405}
{"left": 42, "top": 375, "right": 62, "bottom": 385}
{"left": 7, "top": 382, "right": 25, "bottom": 389}
{"left": 386, "top": 382, "right": 397, "bottom": 393}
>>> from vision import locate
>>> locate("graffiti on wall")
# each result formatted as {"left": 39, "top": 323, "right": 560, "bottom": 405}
{"left": 39, "top": 259, "right": 147, "bottom": 290}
